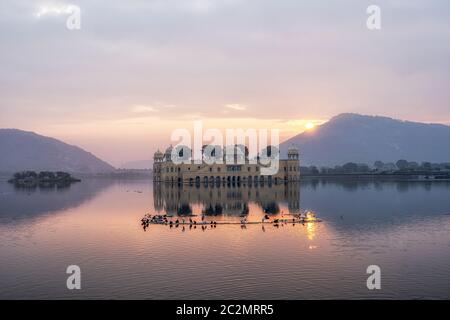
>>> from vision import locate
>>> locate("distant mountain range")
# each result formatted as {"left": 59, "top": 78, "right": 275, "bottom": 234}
{"left": 280, "top": 113, "right": 450, "bottom": 167}
{"left": 0, "top": 129, "right": 115, "bottom": 173}
{"left": 2, "top": 113, "right": 450, "bottom": 173}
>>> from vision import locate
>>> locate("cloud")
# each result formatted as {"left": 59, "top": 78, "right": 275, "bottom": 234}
{"left": 131, "top": 103, "right": 177, "bottom": 114}
{"left": 132, "top": 105, "right": 158, "bottom": 113}
{"left": 224, "top": 104, "right": 247, "bottom": 111}
{"left": 34, "top": 3, "right": 78, "bottom": 18}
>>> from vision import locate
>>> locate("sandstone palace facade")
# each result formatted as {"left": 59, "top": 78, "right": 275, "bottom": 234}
{"left": 153, "top": 145, "right": 300, "bottom": 184}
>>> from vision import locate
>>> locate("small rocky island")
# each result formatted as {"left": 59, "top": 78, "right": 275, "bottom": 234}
{"left": 8, "top": 171, "right": 81, "bottom": 188}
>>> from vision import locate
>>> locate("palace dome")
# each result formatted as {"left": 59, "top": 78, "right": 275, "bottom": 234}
{"left": 164, "top": 145, "right": 173, "bottom": 161}
{"left": 287, "top": 145, "right": 299, "bottom": 155}
{"left": 154, "top": 149, "right": 163, "bottom": 159}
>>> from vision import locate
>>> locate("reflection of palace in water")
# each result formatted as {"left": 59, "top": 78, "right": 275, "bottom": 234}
{"left": 153, "top": 181, "right": 300, "bottom": 216}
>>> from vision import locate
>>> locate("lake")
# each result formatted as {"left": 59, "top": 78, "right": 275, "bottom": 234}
{"left": 1, "top": 178, "right": 450, "bottom": 299}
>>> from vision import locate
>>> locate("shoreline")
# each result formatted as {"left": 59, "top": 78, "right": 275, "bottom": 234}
{"left": 2, "top": 172, "right": 450, "bottom": 182}
{"left": 300, "top": 173, "right": 450, "bottom": 181}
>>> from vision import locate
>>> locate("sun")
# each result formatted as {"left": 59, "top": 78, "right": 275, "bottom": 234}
{"left": 305, "top": 122, "right": 315, "bottom": 130}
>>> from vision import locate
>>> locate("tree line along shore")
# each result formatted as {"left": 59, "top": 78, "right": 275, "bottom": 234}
{"left": 301, "top": 160, "right": 450, "bottom": 179}
{"left": 8, "top": 171, "right": 81, "bottom": 187}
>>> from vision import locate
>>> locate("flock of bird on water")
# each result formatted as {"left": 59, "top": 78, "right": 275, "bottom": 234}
{"left": 140, "top": 211, "right": 321, "bottom": 232}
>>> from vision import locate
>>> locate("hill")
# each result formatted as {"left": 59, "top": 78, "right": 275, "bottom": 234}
{"left": 0, "top": 129, "right": 115, "bottom": 173}
{"left": 280, "top": 113, "right": 450, "bottom": 166}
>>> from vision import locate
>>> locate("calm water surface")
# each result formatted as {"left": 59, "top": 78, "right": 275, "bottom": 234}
{"left": 1, "top": 178, "right": 450, "bottom": 299}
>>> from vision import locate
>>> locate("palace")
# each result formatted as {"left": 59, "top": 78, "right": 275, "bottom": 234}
{"left": 153, "top": 145, "right": 300, "bottom": 184}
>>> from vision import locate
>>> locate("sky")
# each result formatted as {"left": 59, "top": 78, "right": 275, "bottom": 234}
{"left": 1, "top": 0, "right": 449, "bottom": 167}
